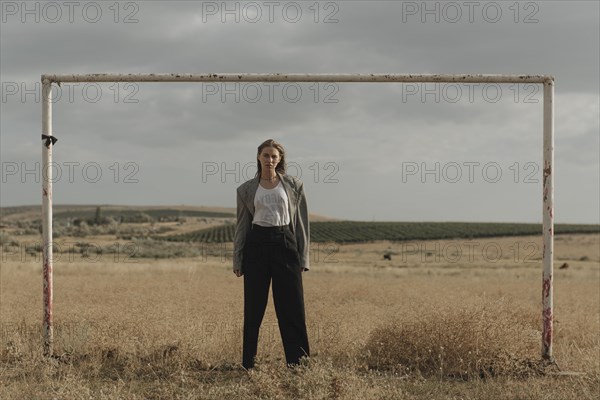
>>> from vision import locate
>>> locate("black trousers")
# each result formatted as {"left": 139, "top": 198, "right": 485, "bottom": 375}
{"left": 242, "top": 223, "right": 310, "bottom": 369}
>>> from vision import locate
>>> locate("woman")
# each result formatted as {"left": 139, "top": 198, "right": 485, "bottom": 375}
{"left": 233, "top": 139, "right": 310, "bottom": 370}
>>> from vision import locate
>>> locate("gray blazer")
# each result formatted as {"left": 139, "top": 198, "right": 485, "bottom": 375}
{"left": 233, "top": 171, "right": 310, "bottom": 273}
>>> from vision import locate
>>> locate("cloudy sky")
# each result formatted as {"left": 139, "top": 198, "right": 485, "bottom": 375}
{"left": 1, "top": 0, "right": 598, "bottom": 223}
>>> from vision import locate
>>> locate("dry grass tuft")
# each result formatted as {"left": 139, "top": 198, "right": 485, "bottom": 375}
{"left": 243, "top": 356, "right": 361, "bottom": 399}
{"left": 362, "top": 296, "right": 543, "bottom": 379}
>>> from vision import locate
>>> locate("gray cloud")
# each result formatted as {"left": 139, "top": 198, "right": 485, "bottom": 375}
{"left": 1, "top": 0, "right": 598, "bottom": 223}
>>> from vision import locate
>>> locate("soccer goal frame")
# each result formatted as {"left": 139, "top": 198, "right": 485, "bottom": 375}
{"left": 39, "top": 73, "right": 555, "bottom": 361}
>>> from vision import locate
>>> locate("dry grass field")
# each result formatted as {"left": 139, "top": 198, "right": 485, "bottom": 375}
{"left": 1, "top": 230, "right": 598, "bottom": 399}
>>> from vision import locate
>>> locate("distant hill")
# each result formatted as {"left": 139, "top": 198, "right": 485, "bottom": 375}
{"left": 3, "top": 205, "right": 598, "bottom": 256}
{"left": 3, "top": 205, "right": 598, "bottom": 245}
{"left": 158, "top": 221, "right": 600, "bottom": 244}
{"left": 0, "top": 204, "right": 338, "bottom": 222}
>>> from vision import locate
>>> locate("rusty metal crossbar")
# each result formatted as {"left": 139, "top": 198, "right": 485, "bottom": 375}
{"left": 40, "top": 73, "right": 555, "bottom": 361}
{"left": 42, "top": 73, "right": 552, "bottom": 84}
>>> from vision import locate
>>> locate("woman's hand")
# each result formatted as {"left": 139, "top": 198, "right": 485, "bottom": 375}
{"left": 233, "top": 269, "right": 243, "bottom": 277}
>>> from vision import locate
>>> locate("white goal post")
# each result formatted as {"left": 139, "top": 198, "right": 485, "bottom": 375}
{"left": 39, "top": 73, "right": 555, "bottom": 361}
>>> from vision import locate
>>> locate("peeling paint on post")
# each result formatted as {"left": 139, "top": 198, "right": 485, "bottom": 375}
{"left": 42, "top": 79, "right": 54, "bottom": 356}
{"left": 542, "top": 78, "right": 554, "bottom": 360}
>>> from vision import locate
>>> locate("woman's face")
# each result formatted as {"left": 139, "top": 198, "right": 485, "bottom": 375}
{"left": 258, "top": 146, "right": 281, "bottom": 172}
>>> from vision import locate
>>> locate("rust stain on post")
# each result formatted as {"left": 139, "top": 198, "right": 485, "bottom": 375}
{"left": 543, "top": 163, "right": 551, "bottom": 187}
{"left": 42, "top": 256, "right": 53, "bottom": 355}
{"left": 542, "top": 275, "right": 552, "bottom": 298}
{"left": 542, "top": 306, "right": 553, "bottom": 354}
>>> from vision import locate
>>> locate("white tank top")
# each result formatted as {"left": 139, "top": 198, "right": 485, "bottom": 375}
{"left": 253, "top": 180, "right": 291, "bottom": 227}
